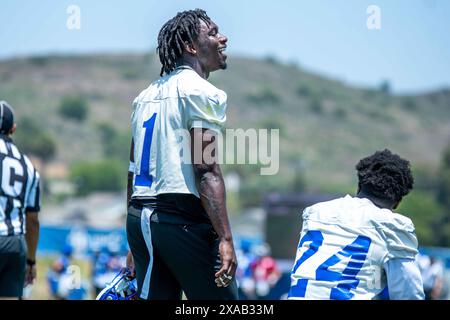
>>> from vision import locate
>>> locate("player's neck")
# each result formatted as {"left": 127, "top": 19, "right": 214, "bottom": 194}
{"left": 356, "top": 190, "right": 394, "bottom": 210}
{"left": 178, "top": 58, "right": 209, "bottom": 79}
{"left": 0, "top": 133, "right": 12, "bottom": 141}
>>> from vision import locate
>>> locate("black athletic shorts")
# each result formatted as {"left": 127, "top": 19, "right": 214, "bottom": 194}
{"left": 0, "top": 235, "right": 27, "bottom": 298}
{"left": 126, "top": 203, "right": 238, "bottom": 300}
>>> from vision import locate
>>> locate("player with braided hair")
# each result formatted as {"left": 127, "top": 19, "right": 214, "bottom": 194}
{"left": 157, "top": 9, "right": 213, "bottom": 76}
{"left": 125, "top": 9, "right": 236, "bottom": 300}
{"left": 288, "top": 149, "right": 424, "bottom": 300}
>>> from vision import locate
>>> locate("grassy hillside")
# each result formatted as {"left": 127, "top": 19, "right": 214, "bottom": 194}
{"left": 1, "top": 53, "right": 449, "bottom": 194}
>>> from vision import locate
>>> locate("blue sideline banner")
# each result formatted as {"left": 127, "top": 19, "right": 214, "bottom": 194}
{"left": 38, "top": 225, "right": 128, "bottom": 256}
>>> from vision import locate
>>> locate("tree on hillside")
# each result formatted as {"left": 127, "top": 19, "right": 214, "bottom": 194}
{"left": 59, "top": 95, "right": 89, "bottom": 121}
{"left": 379, "top": 79, "right": 391, "bottom": 95}
{"left": 310, "top": 97, "right": 324, "bottom": 114}
{"left": 15, "top": 117, "right": 57, "bottom": 162}
{"left": 14, "top": 117, "right": 57, "bottom": 197}
{"left": 437, "top": 145, "right": 450, "bottom": 208}
{"left": 397, "top": 191, "right": 443, "bottom": 246}
{"left": 70, "top": 160, "right": 124, "bottom": 196}
{"left": 432, "top": 144, "right": 450, "bottom": 246}
{"left": 97, "top": 122, "right": 129, "bottom": 163}
{"left": 246, "top": 87, "right": 281, "bottom": 105}
{"left": 296, "top": 84, "right": 312, "bottom": 98}
{"left": 399, "top": 145, "right": 450, "bottom": 247}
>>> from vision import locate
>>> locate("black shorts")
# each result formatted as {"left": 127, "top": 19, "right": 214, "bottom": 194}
{"left": 0, "top": 235, "right": 27, "bottom": 298}
{"left": 126, "top": 204, "right": 238, "bottom": 300}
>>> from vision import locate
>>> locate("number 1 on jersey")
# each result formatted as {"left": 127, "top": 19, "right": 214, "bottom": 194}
{"left": 135, "top": 113, "right": 157, "bottom": 187}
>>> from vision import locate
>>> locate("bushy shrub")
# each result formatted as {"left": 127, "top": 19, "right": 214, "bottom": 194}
{"left": 15, "top": 117, "right": 57, "bottom": 161}
{"left": 70, "top": 160, "right": 125, "bottom": 196}
{"left": 401, "top": 97, "right": 418, "bottom": 111}
{"left": 333, "top": 107, "right": 347, "bottom": 119}
{"left": 97, "top": 122, "right": 129, "bottom": 163}
{"left": 246, "top": 88, "right": 281, "bottom": 105}
{"left": 310, "top": 98, "right": 323, "bottom": 114}
{"left": 296, "top": 84, "right": 312, "bottom": 97}
{"left": 59, "top": 95, "right": 89, "bottom": 121}
{"left": 397, "top": 191, "right": 443, "bottom": 246}
{"left": 379, "top": 80, "right": 391, "bottom": 95}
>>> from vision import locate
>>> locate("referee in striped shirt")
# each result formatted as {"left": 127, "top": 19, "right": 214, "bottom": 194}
{"left": 0, "top": 101, "right": 41, "bottom": 299}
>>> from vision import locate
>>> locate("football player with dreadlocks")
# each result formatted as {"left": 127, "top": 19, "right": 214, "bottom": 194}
{"left": 125, "top": 9, "right": 238, "bottom": 300}
{"left": 288, "top": 149, "right": 425, "bottom": 300}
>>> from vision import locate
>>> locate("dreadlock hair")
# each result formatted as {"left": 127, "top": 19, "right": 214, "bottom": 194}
{"left": 157, "top": 9, "right": 211, "bottom": 77}
{"left": 356, "top": 149, "right": 414, "bottom": 204}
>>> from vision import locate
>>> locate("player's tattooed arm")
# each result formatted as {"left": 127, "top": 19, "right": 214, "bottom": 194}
{"left": 190, "top": 128, "right": 237, "bottom": 287}
{"left": 125, "top": 139, "right": 136, "bottom": 279}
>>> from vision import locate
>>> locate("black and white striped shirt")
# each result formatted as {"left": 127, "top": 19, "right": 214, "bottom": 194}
{"left": 0, "top": 135, "right": 40, "bottom": 236}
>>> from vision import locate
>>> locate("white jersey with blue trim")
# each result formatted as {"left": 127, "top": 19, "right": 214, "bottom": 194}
{"left": 131, "top": 66, "right": 227, "bottom": 198}
{"left": 288, "top": 195, "right": 419, "bottom": 300}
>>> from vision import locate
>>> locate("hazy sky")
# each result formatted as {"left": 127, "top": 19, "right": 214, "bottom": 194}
{"left": 1, "top": 0, "right": 449, "bottom": 93}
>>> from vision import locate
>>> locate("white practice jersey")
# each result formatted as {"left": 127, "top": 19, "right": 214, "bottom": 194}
{"left": 288, "top": 195, "right": 419, "bottom": 300}
{"left": 131, "top": 65, "right": 227, "bottom": 198}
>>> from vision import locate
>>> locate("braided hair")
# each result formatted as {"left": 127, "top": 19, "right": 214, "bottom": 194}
{"left": 157, "top": 9, "right": 211, "bottom": 76}
{"left": 356, "top": 149, "right": 414, "bottom": 203}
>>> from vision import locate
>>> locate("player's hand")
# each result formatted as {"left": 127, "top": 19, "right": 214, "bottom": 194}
{"left": 126, "top": 250, "right": 136, "bottom": 279}
{"left": 215, "top": 239, "right": 237, "bottom": 288}
{"left": 24, "top": 264, "right": 36, "bottom": 286}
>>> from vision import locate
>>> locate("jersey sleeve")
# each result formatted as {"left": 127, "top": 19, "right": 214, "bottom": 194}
{"left": 183, "top": 88, "right": 227, "bottom": 133}
{"left": 379, "top": 214, "right": 419, "bottom": 263}
{"left": 130, "top": 96, "right": 142, "bottom": 175}
{"left": 130, "top": 96, "right": 139, "bottom": 131}
{"left": 26, "top": 170, "right": 41, "bottom": 212}
{"left": 301, "top": 206, "right": 314, "bottom": 221}
{"left": 384, "top": 258, "right": 425, "bottom": 299}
